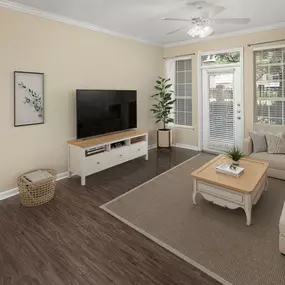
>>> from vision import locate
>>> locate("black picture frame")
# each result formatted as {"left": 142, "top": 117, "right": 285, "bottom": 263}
{"left": 14, "top": 71, "right": 45, "bottom": 127}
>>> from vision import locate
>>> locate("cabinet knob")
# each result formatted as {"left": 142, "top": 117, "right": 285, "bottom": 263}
{"left": 138, "top": 149, "right": 140, "bottom": 151}
{"left": 120, "top": 154, "right": 123, "bottom": 157}
{"left": 97, "top": 162, "right": 100, "bottom": 164}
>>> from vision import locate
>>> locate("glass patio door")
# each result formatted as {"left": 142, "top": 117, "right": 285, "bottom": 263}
{"left": 202, "top": 67, "right": 243, "bottom": 153}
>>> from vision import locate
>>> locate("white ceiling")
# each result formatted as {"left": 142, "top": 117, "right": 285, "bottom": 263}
{"left": 3, "top": 0, "right": 285, "bottom": 46}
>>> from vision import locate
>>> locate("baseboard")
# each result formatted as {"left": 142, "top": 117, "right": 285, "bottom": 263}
{"left": 0, "top": 187, "right": 19, "bottom": 201}
{"left": 148, "top": 144, "right": 157, "bottom": 150}
{"left": 56, "top": 171, "right": 70, "bottom": 181}
{"left": 0, "top": 171, "right": 72, "bottom": 201}
{"left": 173, "top": 143, "right": 200, "bottom": 151}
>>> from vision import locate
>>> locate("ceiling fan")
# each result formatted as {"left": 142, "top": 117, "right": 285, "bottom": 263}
{"left": 161, "top": 1, "right": 250, "bottom": 39}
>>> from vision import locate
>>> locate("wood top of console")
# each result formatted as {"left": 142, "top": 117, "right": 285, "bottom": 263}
{"left": 67, "top": 129, "right": 147, "bottom": 148}
{"left": 191, "top": 155, "right": 269, "bottom": 193}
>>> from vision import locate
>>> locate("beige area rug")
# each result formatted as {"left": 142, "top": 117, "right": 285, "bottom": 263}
{"left": 101, "top": 153, "right": 285, "bottom": 285}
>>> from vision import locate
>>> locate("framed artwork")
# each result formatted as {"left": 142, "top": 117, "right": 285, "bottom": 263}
{"left": 14, "top": 71, "right": 44, "bottom": 127}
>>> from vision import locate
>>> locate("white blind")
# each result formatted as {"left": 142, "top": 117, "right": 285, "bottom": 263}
{"left": 207, "top": 71, "right": 235, "bottom": 152}
{"left": 254, "top": 47, "right": 285, "bottom": 125}
{"left": 174, "top": 59, "right": 192, "bottom": 126}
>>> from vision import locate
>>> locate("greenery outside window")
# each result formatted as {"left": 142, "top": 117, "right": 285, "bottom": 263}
{"left": 254, "top": 47, "right": 285, "bottom": 125}
{"left": 201, "top": 52, "right": 240, "bottom": 65}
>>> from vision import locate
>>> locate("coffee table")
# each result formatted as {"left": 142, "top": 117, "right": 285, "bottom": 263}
{"left": 191, "top": 155, "right": 269, "bottom": 226}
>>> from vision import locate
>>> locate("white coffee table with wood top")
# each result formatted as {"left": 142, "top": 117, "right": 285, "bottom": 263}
{"left": 191, "top": 155, "right": 269, "bottom": 226}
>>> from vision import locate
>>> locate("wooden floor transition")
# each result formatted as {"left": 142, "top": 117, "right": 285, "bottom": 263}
{"left": 0, "top": 147, "right": 220, "bottom": 285}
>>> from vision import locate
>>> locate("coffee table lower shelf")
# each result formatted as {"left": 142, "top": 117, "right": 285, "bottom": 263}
{"left": 192, "top": 175, "right": 268, "bottom": 226}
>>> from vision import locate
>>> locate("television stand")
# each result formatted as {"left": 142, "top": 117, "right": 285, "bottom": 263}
{"left": 67, "top": 129, "right": 148, "bottom": 186}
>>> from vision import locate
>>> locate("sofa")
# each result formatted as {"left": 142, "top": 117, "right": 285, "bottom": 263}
{"left": 243, "top": 137, "right": 285, "bottom": 180}
{"left": 279, "top": 203, "right": 285, "bottom": 254}
{"left": 244, "top": 135, "right": 285, "bottom": 254}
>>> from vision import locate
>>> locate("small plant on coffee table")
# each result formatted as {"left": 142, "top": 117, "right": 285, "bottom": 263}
{"left": 227, "top": 147, "right": 244, "bottom": 166}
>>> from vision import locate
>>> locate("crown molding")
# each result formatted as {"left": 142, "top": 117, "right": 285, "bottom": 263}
{"left": 163, "top": 22, "right": 285, "bottom": 48}
{"left": 0, "top": 0, "right": 162, "bottom": 47}
{"left": 2, "top": 1, "right": 285, "bottom": 50}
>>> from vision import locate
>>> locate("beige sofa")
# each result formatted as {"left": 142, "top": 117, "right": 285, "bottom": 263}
{"left": 244, "top": 137, "right": 285, "bottom": 180}
{"left": 279, "top": 203, "right": 285, "bottom": 254}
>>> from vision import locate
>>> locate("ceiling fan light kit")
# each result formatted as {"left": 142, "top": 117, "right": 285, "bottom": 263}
{"left": 187, "top": 25, "right": 214, "bottom": 38}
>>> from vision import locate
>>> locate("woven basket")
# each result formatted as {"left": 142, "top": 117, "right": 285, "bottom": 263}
{"left": 17, "top": 169, "right": 57, "bottom": 206}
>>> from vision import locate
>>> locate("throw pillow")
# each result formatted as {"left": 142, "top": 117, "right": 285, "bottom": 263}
{"left": 249, "top": 131, "right": 267, "bottom": 153}
{"left": 265, "top": 132, "right": 285, "bottom": 154}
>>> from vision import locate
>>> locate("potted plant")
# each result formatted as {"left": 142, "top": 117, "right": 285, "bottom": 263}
{"left": 150, "top": 77, "right": 176, "bottom": 148}
{"left": 227, "top": 146, "right": 244, "bottom": 166}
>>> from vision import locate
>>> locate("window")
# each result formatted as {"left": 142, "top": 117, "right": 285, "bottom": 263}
{"left": 254, "top": 47, "right": 285, "bottom": 125}
{"left": 201, "top": 52, "right": 240, "bottom": 66}
{"left": 174, "top": 58, "right": 192, "bottom": 126}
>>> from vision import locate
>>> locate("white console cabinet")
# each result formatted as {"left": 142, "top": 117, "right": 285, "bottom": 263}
{"left": 67, "top": 130, "right": 148, "bottom": 186}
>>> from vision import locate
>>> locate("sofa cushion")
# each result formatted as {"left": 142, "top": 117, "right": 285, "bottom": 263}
{"left": 249, "top": 131, "right": 267, "bottom": 153}
{"left": 279, "top": 202, "right": 285, "bottom": 237}
{"left": 243, "top": 137, "right": 253, "bottom": 155}
{"left": 265, "top": 132, "right": 285, "bottom": 154}
{"left": 267, "top": 168, "right": 285, "bottom": 181}
{"left": 249, "top": 152, "right": 285, "bottom": 171}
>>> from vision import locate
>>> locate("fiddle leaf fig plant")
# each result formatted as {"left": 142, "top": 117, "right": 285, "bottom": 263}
{"left": 150, "top": 76, "right": 176, "bottom": 130}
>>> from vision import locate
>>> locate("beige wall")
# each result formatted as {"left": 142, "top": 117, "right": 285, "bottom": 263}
{"left": 0, "top": 8, "right": 163, "bottom": 193}
{"left": 164, "top": 28, "right": 285, "bottom": 147}
{"left": 2, "top": 6, "right": 285, "bottom": 193}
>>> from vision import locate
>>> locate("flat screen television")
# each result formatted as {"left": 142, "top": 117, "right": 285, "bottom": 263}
{"left": 76, "top": 90, "right": 137, "bottom": 139}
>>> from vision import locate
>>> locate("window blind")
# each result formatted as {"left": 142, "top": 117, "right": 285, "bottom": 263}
{"left": 207, "top": 72, "right": 235, "bottom": 152}
{"left": 174, "top": 59, "right": 192, "bottom": 127}
{"left": 254, "top": 47, "right": 285, "bottom": 125}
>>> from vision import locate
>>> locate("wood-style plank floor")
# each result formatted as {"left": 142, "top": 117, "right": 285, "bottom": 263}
{"left": 0, "top": 147, "right": 220, "bottom": 285}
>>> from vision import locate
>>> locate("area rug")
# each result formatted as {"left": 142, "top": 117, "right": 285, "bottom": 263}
{"left": 100, "top": 153, "right": 285, "bottom": 285}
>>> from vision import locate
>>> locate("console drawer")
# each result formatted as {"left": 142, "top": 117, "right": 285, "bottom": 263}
{"left": 85, "top": 152, "right": 110, "bottom": 176}
{"left": 130, "top": 142, "right": 147, "bottom": 159}
{"left": 110, "top": 147, "right": 130, "bottom": 164}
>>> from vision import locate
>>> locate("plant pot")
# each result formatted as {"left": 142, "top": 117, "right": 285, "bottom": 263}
{"left": 232, "top": 160, "right": 240, "bottom": 167}
{"left": 157, "top": 129, "right": 172, "bottom": 148}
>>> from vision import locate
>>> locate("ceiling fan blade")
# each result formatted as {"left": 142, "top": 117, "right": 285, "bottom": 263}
{"left": 202, "top": 6, "right": 225, "bottom": 18}
{"left": 161, "top": 17, "right": 191, "bottom": 22}
{"left": 166, "top": 25, "right": 190, "bottom": 35}
{"left": 213, "top": 18, "right": 250, "bottom": 24}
